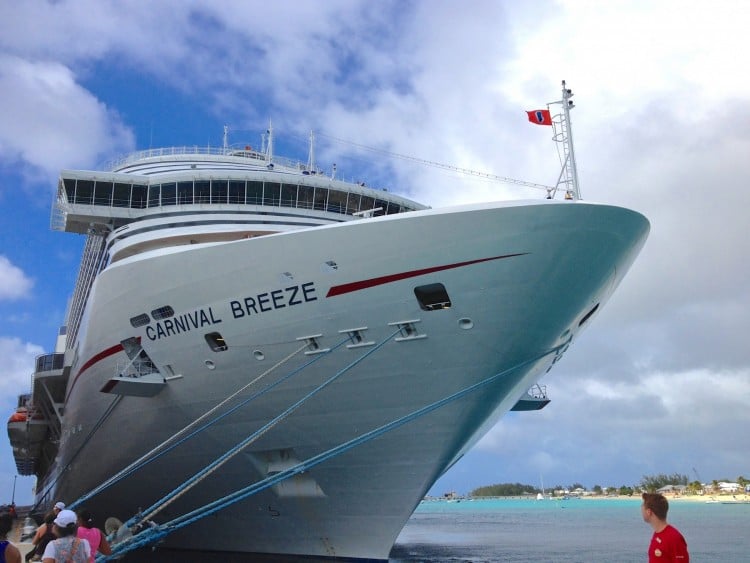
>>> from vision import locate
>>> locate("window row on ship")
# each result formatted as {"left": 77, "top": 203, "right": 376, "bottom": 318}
{"left": 61, "top": 177, "right": 418, "bottom": 217}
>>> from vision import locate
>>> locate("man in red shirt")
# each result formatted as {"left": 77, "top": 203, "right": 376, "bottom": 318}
{"left": 641, "top": 492, "right": 689, "bottom": 562}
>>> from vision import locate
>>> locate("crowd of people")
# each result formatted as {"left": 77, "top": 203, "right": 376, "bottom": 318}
{"left": 0, "top": 493, "right": 688, "bottom": 562}
{"left": 0, "top": 501, "right": 110, "bottom": 563}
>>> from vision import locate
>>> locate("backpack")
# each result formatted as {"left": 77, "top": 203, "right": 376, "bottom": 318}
{"left": 52, "top": 537, "right": 88, "bottom": 563}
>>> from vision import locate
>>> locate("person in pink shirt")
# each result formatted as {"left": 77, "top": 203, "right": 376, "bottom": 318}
{"left": 74, "top": 509, "right": 110, "bottom": 563}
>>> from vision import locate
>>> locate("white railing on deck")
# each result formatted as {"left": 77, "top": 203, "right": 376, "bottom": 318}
{"left": 104, "top": 146, "right": 313, "bottom": 174}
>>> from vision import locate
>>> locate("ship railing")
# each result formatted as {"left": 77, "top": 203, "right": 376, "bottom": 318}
{"left": 114, "top": 359, "right": 160, "bottom": 379}
{"left": 103, "top": 146, "right": 310, "bottom": 173}
{"left": 527, "top": 383, "right": 548, "bottom": 400}
{"left": 35, "top": 353, "right": 65, "bottom": 373}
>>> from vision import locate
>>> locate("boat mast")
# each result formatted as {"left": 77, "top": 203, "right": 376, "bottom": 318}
{"left": 549, "top": 80, "right": 581, "bottom": 200}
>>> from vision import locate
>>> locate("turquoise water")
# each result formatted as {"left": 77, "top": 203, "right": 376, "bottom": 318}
{"left": 389, "top": 497, "right": 750, "bottom": 562}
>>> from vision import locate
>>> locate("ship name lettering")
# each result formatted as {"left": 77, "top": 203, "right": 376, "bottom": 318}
{"left": 145, "top": 306, "right": 223, "bottom": 341}
{"left": 230, "top": 282, "right": 317, "bottom": 318}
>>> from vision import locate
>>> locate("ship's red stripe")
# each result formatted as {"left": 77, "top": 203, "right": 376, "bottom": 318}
{"left": 325, "top": 253, "right": 527, "bottom": 297}
{"left": 66, "top": 340, "right": 132, "bottom": 402}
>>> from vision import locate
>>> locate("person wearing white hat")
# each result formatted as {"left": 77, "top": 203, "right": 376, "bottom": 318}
{"left": 28, "top": 501, "right": 66, "bottom": 560}
{"left": 41, "top": 510, "right": 90, "bottom": 563}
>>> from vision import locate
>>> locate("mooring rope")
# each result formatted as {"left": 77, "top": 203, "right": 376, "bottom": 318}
{"left": 99, "top": 342, "right": 562, "bottom": 561}
{"left": 129, "top": 328, "right": 402, "bottom": 528}
{"left": 33, "top": 394, "right": 123, "bottom": 514}
{"left": 71, "top": 339, "right": 313, "bottom": 509}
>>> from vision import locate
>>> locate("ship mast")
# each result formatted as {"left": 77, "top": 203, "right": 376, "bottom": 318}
{"left": 265, "top": 120, "right": 274, "bottom": 163}
{"left": 549, "top": 80, "right": 581, "bottom": 200}
{"left": 307, "top": 130, "right": 315, "bottom": 171}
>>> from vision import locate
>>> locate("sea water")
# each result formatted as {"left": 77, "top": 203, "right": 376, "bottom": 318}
{"left": 389, "top": 497, "right": 750, "bottom": 562}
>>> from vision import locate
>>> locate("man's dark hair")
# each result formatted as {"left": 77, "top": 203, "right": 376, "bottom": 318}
{"left": 642, "top": 492, "right": 669, "bottom": 520}
{"left": 0, "top": 513, "right": 12, "bottom": 537}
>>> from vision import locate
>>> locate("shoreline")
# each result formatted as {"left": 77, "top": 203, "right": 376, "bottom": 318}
{"left": 426, "top": 493, "right": 750, "bottom": 503}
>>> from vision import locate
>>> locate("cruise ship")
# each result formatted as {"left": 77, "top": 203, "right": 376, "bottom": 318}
{"left": 7, "top": 85, "right": 649, "bottom": 561}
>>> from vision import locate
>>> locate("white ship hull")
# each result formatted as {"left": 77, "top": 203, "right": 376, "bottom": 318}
{"left": 41, "top": 200, "right": 647, "bottom": 560}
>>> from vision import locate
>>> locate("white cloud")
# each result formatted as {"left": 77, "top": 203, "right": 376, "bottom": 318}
{"left": 0, "top": 54, "right": 135, "bottom": 185}
{"left": 0, "top": 337, "right": 42, "bottom": 399}
{"left": 1, "top": 0, "right": 749, "bottom": 493}
{"left": 0, "top": 256, "right": 34, "bottom": 300}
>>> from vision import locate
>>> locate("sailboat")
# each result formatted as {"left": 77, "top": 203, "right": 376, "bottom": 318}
{"left": 537, "top": 476, "right": 549, "bottom": 500}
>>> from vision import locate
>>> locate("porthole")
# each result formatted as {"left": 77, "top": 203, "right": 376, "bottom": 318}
{"left": 253, "top": 350, "right": 265, "bottom": 361}
{"left": 205, "top": 360, "right": 216, "bottom": 370}
{"left": 458, "top": 318, "right": 474, "bottom": 330}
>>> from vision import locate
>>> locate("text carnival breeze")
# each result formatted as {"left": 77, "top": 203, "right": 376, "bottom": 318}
{"left": 144, "top": 282, "right": 318, "bottom": 341}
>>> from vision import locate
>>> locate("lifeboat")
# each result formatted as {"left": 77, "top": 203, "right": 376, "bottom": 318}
{"left": 6, "top": 406, "right": 48, "bottom": 475}
{"left": 8, "top": 408, "right": 28, "bottom": 423}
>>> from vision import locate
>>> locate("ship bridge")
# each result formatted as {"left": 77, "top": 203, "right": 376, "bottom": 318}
{"left": 50, "top": 147, "right": 426, "bottom": 235}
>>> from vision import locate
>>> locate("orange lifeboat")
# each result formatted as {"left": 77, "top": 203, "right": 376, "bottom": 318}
{"left": 7, "top": 408, "right": 27, "bottom": 423}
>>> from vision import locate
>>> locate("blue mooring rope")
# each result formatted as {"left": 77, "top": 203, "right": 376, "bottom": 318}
{"left": 72, "top": 337, "right": 350, "bottom": 510}
{"left": 97, "top": 341, "right": 563, "bottom": 561}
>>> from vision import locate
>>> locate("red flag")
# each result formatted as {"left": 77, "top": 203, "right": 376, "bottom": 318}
{"left": 526, "top": 109, "right": 552, "bottom": 126}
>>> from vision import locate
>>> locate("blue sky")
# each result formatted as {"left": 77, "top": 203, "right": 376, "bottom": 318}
{"left": 2, "top": 1, "right": 750, "bottom": 506}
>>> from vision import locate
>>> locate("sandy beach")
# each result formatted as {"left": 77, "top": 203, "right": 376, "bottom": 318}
{"left": 577, "top": 493, "right": 750, "bottom": 503}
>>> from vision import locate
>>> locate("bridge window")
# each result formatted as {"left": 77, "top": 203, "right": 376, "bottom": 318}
{"left": 148, "top": 184, "right": 161, "bottom": 207}
{"left": 228, "top": 180, "right": 245, "bottom": 204}
{"left": 346, "top": 193, "right": 360, "bottom": 214}
{"left": 359, "top": 195, "right": 375, "bottom": 214}
{"left": 247, "top": 181, "right": 263, "bottom": 205}
{"left": 175, "top": 181, "right": 192, "bottom": 204}
{"left": 195, "top": 180, "right": 210, "bottom": 203}
{"left": 75, "top": 180, "right": 94, "bottom": 204}
{"left": 313, "top": 187, "right": 328, "bottom": 211}
{"left": 113, "top": 183, "right": 131, "bottom": 208}
{"left": 161, "top": 183, "right": 177, "bottom": 206}
{"left": 264, "top": 182, "right": 281, "bottom": 206}
{"left": 297, "top": 185, "right": 314, "bottom": 209}
{"left": 281, "top": 183, "right": 297, "bottom": 207}
{"left": 94, "top": 181, "right": 113, "bottom": 205}
{"left": 327, "top": 189, "right": 347, "bottom": 214}
{"left": 374, "top": 199, "right": 388, "bottom": 216}
{"left": 132, "top": 184, "right": 148, "bottom": 209}
{"left": 211, "top": 180, "right": 228, "bottom": 203}
{"left": 63, "top": 178, "right": 77, "bottom": 201}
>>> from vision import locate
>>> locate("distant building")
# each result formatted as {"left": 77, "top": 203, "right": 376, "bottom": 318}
{"left": 718, "top": 482, "right": 740, "bottom": 493}
{"left": 656, "top": 485, "right": 687, "bottom": 494}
